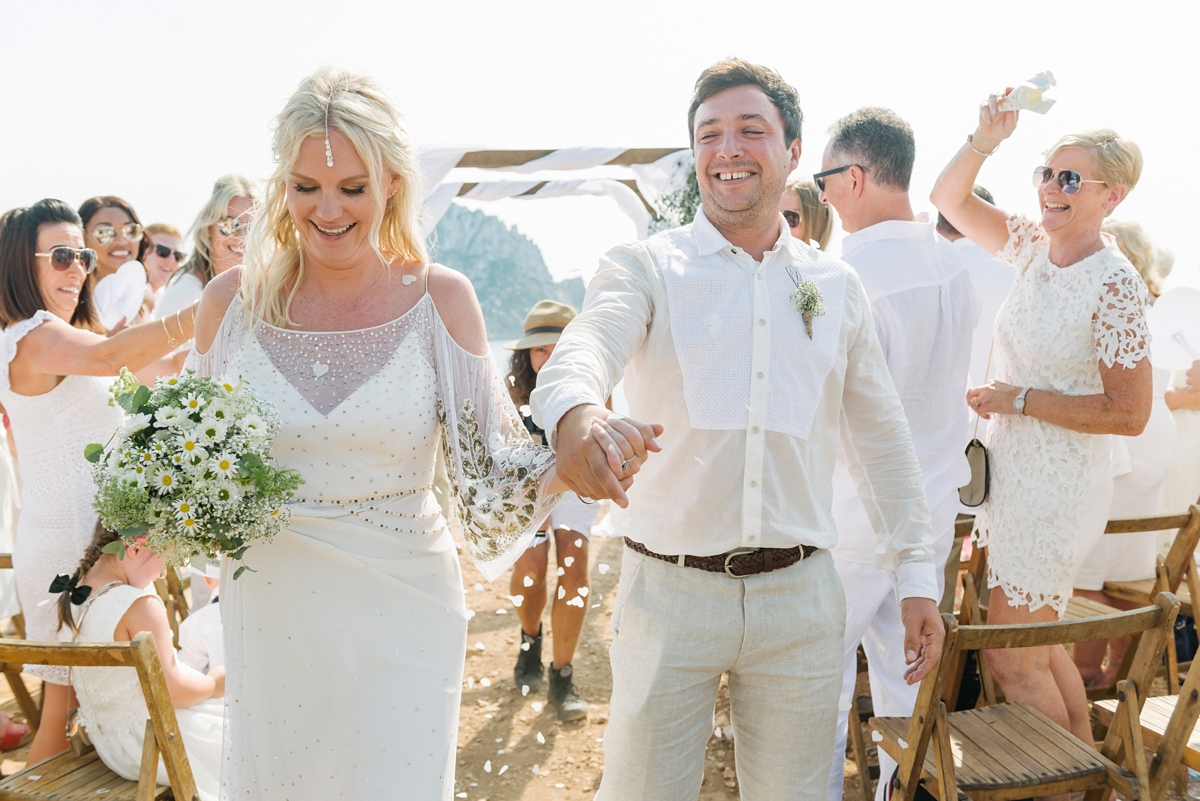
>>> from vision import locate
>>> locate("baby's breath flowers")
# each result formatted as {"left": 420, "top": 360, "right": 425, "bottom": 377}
{"left": 86, "top": 369, "right": 303, "bottom": 579}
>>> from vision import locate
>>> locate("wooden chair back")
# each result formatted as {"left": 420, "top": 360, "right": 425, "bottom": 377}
{"left": 889, "top": 593, "right": 1179, "bottom": 801}
{"left": 153, "top": 567, "right": 190, "bottom": 648}
{"left": 0, "top": 634, "right": 198, "bottom": 801}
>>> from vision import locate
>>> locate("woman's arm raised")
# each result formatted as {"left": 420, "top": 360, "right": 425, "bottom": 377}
{"left": 930, "top": 89, "right": 1020, "bottom": 255}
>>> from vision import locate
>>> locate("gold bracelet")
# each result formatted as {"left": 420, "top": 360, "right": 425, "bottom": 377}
{"left": 967, "top": 133, "right": 1000, "bottom": 157}
{"left": 173, "top": 309, "right": 186, "bottom": 342}
{"left": 161, "top": 317, "right": 178, "bottom": 348}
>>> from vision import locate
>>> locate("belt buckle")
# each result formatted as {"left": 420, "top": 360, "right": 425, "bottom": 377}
{"left": 723, "top": 548, "right": 760, "bottom": 579}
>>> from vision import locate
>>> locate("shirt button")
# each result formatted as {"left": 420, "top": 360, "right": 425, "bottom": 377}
{"left": 748, "top": 535, "right": 758, "bottom": 543}
{"left": 758, "top": 319, "right": 766, "bottom": 326}
{"left": 749, "top": 480, "right": 758, "bottom": 488}
{"left": 756, "top": 371, "right": 764, "bottom": 379}
{"left": 751, "top": 426, "right": 760, "bottom": 434}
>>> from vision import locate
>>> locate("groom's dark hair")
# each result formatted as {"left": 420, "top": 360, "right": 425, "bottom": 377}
{"left": 688, "top": 58, "right": 803, "bottom": 147}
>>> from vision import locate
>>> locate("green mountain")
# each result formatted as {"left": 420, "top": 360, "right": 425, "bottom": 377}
{"left": 431, "top": 204, "right": 586, "bottom": 340}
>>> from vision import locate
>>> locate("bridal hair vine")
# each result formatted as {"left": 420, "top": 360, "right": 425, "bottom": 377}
{"left": 785, "top": 265, "right": 826, "bottom": 339}
{"left": 323, "top": 87, "right": 335, "bottom": 168}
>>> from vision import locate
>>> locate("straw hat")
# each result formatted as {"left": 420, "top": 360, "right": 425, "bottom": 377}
{"left": 504, "top": 300, "right": 577, "bottom": 350}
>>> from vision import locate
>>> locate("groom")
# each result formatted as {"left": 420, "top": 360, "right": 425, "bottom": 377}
{"left": 531, "top": 58, "right": 943, "bottom": 800}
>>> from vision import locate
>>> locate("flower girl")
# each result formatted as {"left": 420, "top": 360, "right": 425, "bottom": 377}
{"left": 54, "top": 523, "right": 223, "bottom": 800}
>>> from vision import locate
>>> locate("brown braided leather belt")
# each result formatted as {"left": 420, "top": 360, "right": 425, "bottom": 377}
{"left": 624, "top": 537, "right": 819, "bottom": 578}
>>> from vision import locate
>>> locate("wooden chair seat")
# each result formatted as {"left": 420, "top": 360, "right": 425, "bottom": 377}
{"left": 874, "top": 702, "right": 1120, "bottom": 796}
{"left": 1095, "top": 694, "right": 1200, "bottom": 771}
{"left": 1105, "top": 578, "right": 1192, "bottom": 616}
{"left": 1063, "top": 596, "right": 1118, "bottom": 621}
{"left": 0, "top": 748, "right": 164, "bottom": 799}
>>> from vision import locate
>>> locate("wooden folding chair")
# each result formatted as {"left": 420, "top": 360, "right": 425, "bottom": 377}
{"left": 153, "top": 567, "right": 190, "bottom": 649}
{"left": 0, "top": 633, "right": 198, "bottom": 800}
{"left": 845, "top": 515, "right": 978, "bottom": 800}
{"left": 872, "top": 592, "right": 1180, "bottom": 801}
{"left": 0, "top": 553, "right": 42, "bottom": 732}
{"left": 1093, "top": 655, "right": 1200, "bottom": 801}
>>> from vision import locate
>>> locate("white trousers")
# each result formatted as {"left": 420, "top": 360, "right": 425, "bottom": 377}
{"left": 599, "top": 546, "right": 846, "bottom": 801}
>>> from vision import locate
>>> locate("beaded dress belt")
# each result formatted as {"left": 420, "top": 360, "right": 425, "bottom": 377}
{"left": 623, "top": 537, "right": 818, "bottom": 579}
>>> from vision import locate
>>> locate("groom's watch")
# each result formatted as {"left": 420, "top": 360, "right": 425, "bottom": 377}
{"left": 1013, "top": 387, "right": 1031, "bottom": 416}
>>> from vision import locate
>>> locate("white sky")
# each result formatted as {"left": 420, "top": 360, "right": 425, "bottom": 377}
{"left": 3, "top": 0, "right": 1196, "bottom": 292}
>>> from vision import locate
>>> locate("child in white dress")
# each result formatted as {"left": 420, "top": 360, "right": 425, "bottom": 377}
{"left": 54, "top": 524, "right": 224, "bottom": 801}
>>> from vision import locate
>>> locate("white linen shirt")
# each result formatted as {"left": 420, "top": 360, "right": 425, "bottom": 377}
{"left": 531, "top": 209, "right": 939, "bottom": 600}
{"left": 830, "top": 220, "right": 980, "bottom": 563}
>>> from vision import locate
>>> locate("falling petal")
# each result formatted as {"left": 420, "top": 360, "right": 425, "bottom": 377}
{"left": 537, "top": 731, "right": 546, "bottom": 744}
{"left": 496, "top": 609, "right": 507, "bottom": 614}
{"left": 556, "top": 567, "right": 565, "bottom": 577}
{"left": 574, "top": 538, "right": 583, "bottom": 547}
{"left": 465, "top": 610, "right": 476, "bottom": 620}
{"left": 511, "top": 594, "right": 524, "bottom": 607}
{"left": 532, "top": 764, "right": 541, "bottom": 775}
{"left": 838, "top": 698, "right": 852, "bottom": 711}
{"left": 564, "top": 556, "right": 575, "bottom": 567}
{"left": 898, "top": 737, "right": 909, "bottom": 749}
{"left": 871, "top": 730, "right": 883, "bottom": 743}
{"left": 475, "top": 642, "right": 485, "bottom": 650}
{"left": 523, "top": 576, "right": 534, "bottom": 587}
{"left": 578, "top": 587, "right": 589, "bottom": 597}
{"left": 480, "top": 677, "right": 491, "bottom": 687}
{"left": 694, "top": 456, "right": 706, "bottom": 466}
{"left": 484, "top": 760, "right": 492, "bottom": 773}
{"left": 520, "top": 642, "right": 530, "bottom": 652}
{"left": 475, "top": 583, "right": 484, "bottom": 591}
{"left": 532, "top": 702, "right": 543, "bottom": 712}
{"left": 499, "top": 765, "right": 509, "bottom": 775}
{"left": 522, "top": 684, "right": 530, "bottom": 696}
{"left": 598, "top": 564, "right": 610, "bottom": 574}
{"left": 467, "top": 677, "right": 474, "bottom": 688}
{"left": 557, "top": 586, "right": 566, "bottom": 599}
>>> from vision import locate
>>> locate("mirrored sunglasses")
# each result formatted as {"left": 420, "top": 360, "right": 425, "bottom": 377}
{"left": 216, "top": 216, "right": 250, "bottom": 237}
{"left": 35, "top": 247, "right": 98, "bottom": 274}
{"left": 1032, "top": 166, "right": 1107, "bottom": 195}
{"left": 154, "top": 243, "right": 187, "bottom": 262}
{"left": 90, "top": 222, "right": 143, "bottom": 245}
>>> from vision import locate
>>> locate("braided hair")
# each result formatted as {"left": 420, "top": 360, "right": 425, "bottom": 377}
{"left": 56, "top": 521, "right": 121, "bottom": 635}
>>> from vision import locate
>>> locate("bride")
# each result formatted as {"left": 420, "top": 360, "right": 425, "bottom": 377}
{"left": 187, "top": 66, "right": 656, "bottom": 798}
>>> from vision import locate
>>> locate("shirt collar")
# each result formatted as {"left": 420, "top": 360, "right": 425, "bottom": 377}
{"left": 841, "top": 218, "right": 936, "bottom": 258}
{"left": 691, "top": 204, "right": 793, "bottom": 259}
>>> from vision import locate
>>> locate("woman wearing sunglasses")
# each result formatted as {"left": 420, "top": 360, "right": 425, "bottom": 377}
{"left": 143, "top": 222, "right": 187, "bottom": 299}
{"left": 931, "top": 90, "right": 1151, "bottom": 759}
{"left": 778, "top": 177, "right": 833, "bottom": 250}
{"left": 0, "top": 198, "right": 197, "bottom": 763}
{"left": 80, "top": 196, "right": 157, "bottom": 330}
{"left": 153, "top": 175, "right": 255, "bottom": 323}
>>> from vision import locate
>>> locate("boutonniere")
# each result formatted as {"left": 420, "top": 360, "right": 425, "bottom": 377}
{"left": 786, "top": 265, "right": 826, "bottom": 339}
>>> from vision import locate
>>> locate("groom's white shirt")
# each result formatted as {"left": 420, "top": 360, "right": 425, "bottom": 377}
{"left": 532, "top": 208, "right": 938, "bottom": 600}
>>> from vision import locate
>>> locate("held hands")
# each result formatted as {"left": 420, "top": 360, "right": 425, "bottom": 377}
{"left": 966, "top": 381, "right": 1022, "bottom": 420}
{"left": 554, "top": 403, "right": 664, "bottom": 508}
{"left": 974, "top": 87, "right": 1019, "bottom": 153}
{"left": 900, "top": 598, "right": 946, "bottom": 685}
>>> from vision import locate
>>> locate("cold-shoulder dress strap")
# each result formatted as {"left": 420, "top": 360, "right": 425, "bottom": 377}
{"left": 0, "top": 311, "right": 57, "bottom": 392}
{"left": 184, "top": 293, "right": 252, "bottom": 379}
{"left": 428, "top": 299, "right": 561, "bottom": 581}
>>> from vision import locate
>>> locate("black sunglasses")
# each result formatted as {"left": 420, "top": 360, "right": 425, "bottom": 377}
{"left": 782, "top": 209, "right": 801, "bottom": 229}
{"left": 813, "top": 164, "right": 866, "bottom": 192}
{"left": 35, "top": 247, "right": 98, "bottom": 274}
{"left": 1032, "top": 166, "right": 1107, "bottom": 195}
{"left": 154, "top": 243, "right": 187, "bottom": 262}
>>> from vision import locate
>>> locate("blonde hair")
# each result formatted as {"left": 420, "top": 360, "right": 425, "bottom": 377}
{"left": 1045, "top": 129, "right": 1143, "bottom": 216}
{"left": 145, "top": 222, "right": 182, "bottom": 240}
{"left": 785, "top": 178, "right": 833, "bottom": 250}
{"left": 242, "top": 66, "right": 428, "bottom": 327}
{"left": 179, "top": 175, "right": 256, "bottom": 287}
{"left": 1102, "top": 219, "right": 1165, "bottom": 296}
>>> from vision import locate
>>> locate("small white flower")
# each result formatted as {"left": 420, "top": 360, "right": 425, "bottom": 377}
{"left": 180, "top": 516, "right": 202, "bottom": 532}
{"left": 181, "top": 393, "right": 206, "bottom": 413}
{"left": 119, "top": 413, "right": 152, "bottom": 438}
{"left": 210, "top": 453, "right": 237, "bottom": 478}
{"left": 172, "top": 498, "right": 197, "bottom": 519}
{"left": 205, "top": 399, "right": 235, "bottom": 422}
{"left": 213, "top": 480, "right": 243, "bottom": 504}
{"left": 239, "top": 414, "right": 266, "bottom": 436}
{"left": 197, "top": 420, "right": 230, "bottom": 446}
{"left": 152, "top": 468, "right": 178, "bottom": 496}
{"left": 155, "top": 406, "right": 188, "bottom": 428}
{"left": 125, "top": 464, "right": 149, "bottom": 488}
{"left": 176, "top": 435, "right": 206, "bottom": 458}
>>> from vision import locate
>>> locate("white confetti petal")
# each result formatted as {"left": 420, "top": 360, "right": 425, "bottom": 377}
{"left": 520, "top": 642, "right": 530, "bottom": 651}
{"left": 871, "top": 730, "right": 883, "bottom": 743}
{"left": 563, "top": 556, "right": 575, "bottom": 567}
{"left": 566, "top": 597, "right": 584, "bottom": 607}
{"left": 837, "top": 698, "right": 852, "bottom": 711}
{"left": 495, "top": 609, "right": 507, "bottom": 614}
{"left": 475, "top": 642, "right": 485, "bottom": 650}
{"left": 598, "top": 564, "right": 610, "bottom": 574}
{"left": 522, "top": 684, "right": 530, "bottom": 696}
{"left": 574, "top": 538, "right": 583, "bottom": 547}
{"left": 480, "top": 677, "right": 491, "bottom": 687}
{"left": 557, "top": 586, "right": 566, "bottom": 599}
{"left": 532, "top": 764, "right": 541, "bottom": 775}
{"left": 467, "top": 678, "right": 474, "bottom": 689}
{"left": 578, "top": 586, "right": 589, "bottom": 597}
{"left": 537, "top": 731, "right": 545, "bottom": 744}
{"left": 591, "top": 603, "right": 601, "bottom": 608}
{"left": 475, "top": 583, "right": 484, "bottom": 591}
{"left": 532, "top": 702, "right": 543, "bottom": 712}
{"left": 499, "top": 765, "right": 509, "bottom": 775}
{"left": 484, "top": 760, "right": 492, "bottom": 773}
{"left": 465, "top": 609, "right": 476, "bottom": 620}
{"left": 898, "top": 737, "right": 908, "bottom": 749}
{"left": 523, "top": 576, "right": 534, "bottom": 587}
{"left": 556, "top": 567, "right": 565, "bottom": 577}
{"left": 510, "top": 594, "right": 524, "bottom": 607}
{"left": 456, "top": 794, "right": 467, "bottom": 799}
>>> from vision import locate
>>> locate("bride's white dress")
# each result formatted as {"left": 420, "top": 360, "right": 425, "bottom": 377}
{"left": 186, "top": 283, "right": 558, "bottom": 799}
{"left": 0, "top": 312, "right": 124, "bottom": 684}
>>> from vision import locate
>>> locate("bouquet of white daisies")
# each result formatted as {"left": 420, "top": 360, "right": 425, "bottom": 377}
{"left": 86, "top": 369, "right": 303, "bottom": 579}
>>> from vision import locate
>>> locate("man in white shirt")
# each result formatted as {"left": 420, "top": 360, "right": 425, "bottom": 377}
{"left": 816, "top": 107, "right": 980, "bottom": 799}
{"left": 531, "top": 60, "right": 943, "bottom": 800}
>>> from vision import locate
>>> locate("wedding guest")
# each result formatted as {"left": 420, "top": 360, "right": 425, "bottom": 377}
{"left": 56, "top": 523, "right": 223, "bottom": 801}
{"left": 532, "top": 58, "right": 943, "bottom": 799}
{"left": 506, "top": 300, "right": 593, "bottom": 722}
{"left": 1161, "top": 359, "right": 1200, "bottom": 530}
{"left": 937, "top": 186, "right": 1013, "bottom": 392}
{"left": 932, "top": 91, "right": 1151, "bottom": 755}
{"left": 178, "top": 572, "right": 222, "bottom": 675}
{"left": 816, "top": 106, "right": 979, "bottom": 800}
{"left": 779, "top": 178, "right": 833, "bottom": 249}
{"left": 1074, "top": 220, "right": 1177, "bottom": 686}
{"left": 153, "top": 175, "right": 254, "bottom": 321}
{"left": 0, "top": 199, "right": 197, "bottom": 761}
{"left": 81, "top": 196, "right": 154, "bottom": 327}
{"left": 184, "top": 66, "right": 643, "bottom": 797}
{"left": 143, "top": 222, "right": 186, "bottom": 298}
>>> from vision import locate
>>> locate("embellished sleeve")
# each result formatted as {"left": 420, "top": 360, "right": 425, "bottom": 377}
{"left": 431, "top": 311, "right": 562, "bottom": 581}
{"left": 0, "top": 311, "right": 57, "bottom": 392}
{"left": 1093, "top": 260, "right": 1151, "bottom": 369}
{"left": 997, "top": 214, "right": 1048, "bottom": 274}
{"left": 183, "top": 296, "right": 250, "bottom": 379}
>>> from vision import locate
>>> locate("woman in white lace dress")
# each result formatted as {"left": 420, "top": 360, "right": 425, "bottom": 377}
{"left": 186, "top": 66, "right": 651, "bottom": 799}
{"left": 0, "top": 199, "right": 199, "bottom": 762}
{"left": 931, "top": 92, "right": 1152, "bottom": 756}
